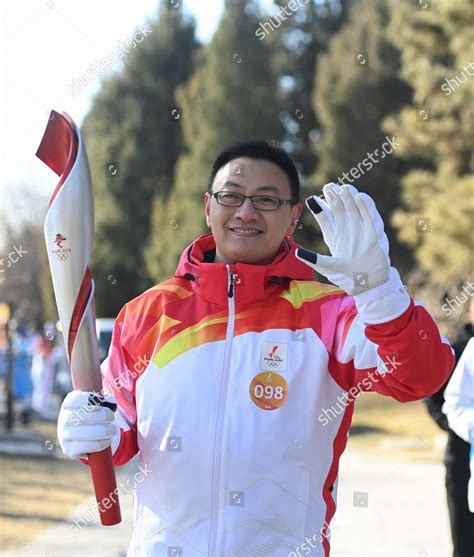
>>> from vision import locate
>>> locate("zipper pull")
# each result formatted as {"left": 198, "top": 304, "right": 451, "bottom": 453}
{"left": 228, "top": 272, "right": 234, "bottom": 298}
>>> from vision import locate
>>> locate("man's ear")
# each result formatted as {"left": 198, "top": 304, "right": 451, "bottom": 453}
{"left": 287, "top": 203, "right": 303, "bottom": 236}
{"left": 204, "top": 192, "right": 211, "bottom": 227}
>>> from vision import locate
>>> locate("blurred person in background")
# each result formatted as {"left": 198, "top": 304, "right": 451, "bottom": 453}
{"left": 52, "top": 328, "right": 71, "bottom": 404}
{"left": 12, "top": 326, "right": 33, "bottom": 424}
{"left": 0, "top": 325, "right": 7, "bottom": 383}
{"left": 424, "top": 297, "right": 474, "bottom": 557}
{"left": 31, "top": 322, "right": 62, "bottom": 419}
{"left": 443, "top": 338, "right": 474, "bottom": 557}
{"left": 443, "top": 335, "right": 474, "bottom": 554}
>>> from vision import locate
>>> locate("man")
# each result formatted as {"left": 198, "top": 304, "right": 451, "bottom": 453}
{"left": 424, "top": 298, "right": 474, "bottom": 557}
{"left": 443, "top": 337, "right": 474, "bottom": 516}
{"left": 58, "top": 140, "right": 454, "bottom": 557}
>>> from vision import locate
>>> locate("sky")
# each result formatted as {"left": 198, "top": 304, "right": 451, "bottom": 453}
{"left": 0, "top": 0, "right": 275, "bottom": 232}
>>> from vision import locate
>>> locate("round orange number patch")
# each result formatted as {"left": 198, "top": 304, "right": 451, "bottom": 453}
{"left": 249, "top": 372, "right": 288, "bottom": 410}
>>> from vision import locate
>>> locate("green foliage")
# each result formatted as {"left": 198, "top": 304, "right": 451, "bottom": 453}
{"left": 83, "top": 2, "right": 198, "bottom": 316}
{"left": 269, "top": 0, "right": 353, "bottom": 176}
{"left": 77, "top": 0, "right": 472, "bottom": 317}
{"left": 384, "top": 0, "right": 474, "bottom": 284}
{"left": 310, "top": 0, "right": 413, "bottom": 271}
{"left": 145, "top": 0, "right": 284, "bottom": 283}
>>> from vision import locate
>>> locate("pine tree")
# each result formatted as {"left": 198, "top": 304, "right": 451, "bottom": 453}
{"left": 267, "top": 0, "right": 353, "bottom": 177}
{"left": 383, "top": 0, "right": 473, "bottom": 284}
{"left": 311, "top": 0, "right": 413, "bottom": 272}
{"left": 146, "top": 0, "right": 284, "bottom": 283}
{"left": 82, "top": 1, "right": 198, "bottom": 316}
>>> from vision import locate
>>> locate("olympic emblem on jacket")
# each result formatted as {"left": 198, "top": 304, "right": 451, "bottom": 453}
{"left": 260, "top": 341, "right": 288, "bottom": 372}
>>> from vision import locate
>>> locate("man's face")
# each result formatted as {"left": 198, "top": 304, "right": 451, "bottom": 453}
{"left": 205, "top": 157, "right": 303, "bottom": 265}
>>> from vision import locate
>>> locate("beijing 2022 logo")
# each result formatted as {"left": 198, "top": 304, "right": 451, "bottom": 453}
{"left": 265, "top": 346, "right": 282, "bottom": 367}
{"left": 260, "top": 342, "right": 288, "bottom": 372}
{"left": 52, "top": 233, "right": 72, "bottom": 261}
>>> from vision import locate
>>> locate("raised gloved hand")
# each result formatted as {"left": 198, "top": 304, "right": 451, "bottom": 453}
{"left": 57, "top": 390, "right": 120, "bottom": 460}
{"left": 296, "top": 183, "right": 411, "bottom": 324}
{"left": 296, "top": 183, "right": 390, "bottom": 295}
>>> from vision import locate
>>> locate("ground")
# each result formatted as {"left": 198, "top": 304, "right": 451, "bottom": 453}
{"left": 348, "top": 391, "right": 446, "bottom": 461}
{"left": 0, "top": 421, "right": 92, "bottom": 552}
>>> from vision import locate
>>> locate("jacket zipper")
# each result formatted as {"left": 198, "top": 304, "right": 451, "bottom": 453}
{"left": 208, "top": 267, "right": 235, "bottom": 556}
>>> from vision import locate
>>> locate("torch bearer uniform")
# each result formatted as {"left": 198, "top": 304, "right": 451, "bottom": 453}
{"left": 102, "top": 232, "right": 454, "bottom": 557}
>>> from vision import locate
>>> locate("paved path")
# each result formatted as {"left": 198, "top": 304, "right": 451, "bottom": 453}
{"left": 2, "top": 449, "right": 452, "bottom": 557}
{"left": 331, "top": 450, "right": 452, "bottom": 556}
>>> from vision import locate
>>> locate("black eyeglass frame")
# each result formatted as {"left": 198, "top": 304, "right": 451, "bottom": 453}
{"left": 210, "top": 191, "right": 298, "bottom": 211}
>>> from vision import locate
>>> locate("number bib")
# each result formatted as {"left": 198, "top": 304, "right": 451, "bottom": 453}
{"left": 249, "top": 372, "right": 288, "bottom": 410}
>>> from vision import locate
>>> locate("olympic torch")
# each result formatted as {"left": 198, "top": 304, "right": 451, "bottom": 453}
{"left": 36, "top": 110, "right": 122, "bottom": 526}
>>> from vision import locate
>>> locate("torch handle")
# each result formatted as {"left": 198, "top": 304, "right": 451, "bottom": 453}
{"left": 87, "top": 447, "right": 122, "bottom": 525}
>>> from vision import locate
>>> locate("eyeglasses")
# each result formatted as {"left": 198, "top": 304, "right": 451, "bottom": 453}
{"left": 210, "top": 191, "right": 297, "bottom": 211}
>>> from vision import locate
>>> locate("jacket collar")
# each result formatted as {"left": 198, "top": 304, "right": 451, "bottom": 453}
{"left": 175, "top": 232, "right": 314, "bottom": 306}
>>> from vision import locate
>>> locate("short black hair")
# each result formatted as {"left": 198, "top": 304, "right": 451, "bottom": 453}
{"left": 208, "top": 140, "right": 300, "bottom": 202}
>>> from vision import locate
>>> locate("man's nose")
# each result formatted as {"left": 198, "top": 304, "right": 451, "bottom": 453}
{"left": 234, "top": 197, "right": 260, "bottom": 220}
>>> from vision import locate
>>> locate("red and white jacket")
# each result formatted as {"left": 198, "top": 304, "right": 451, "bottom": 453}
{"left": 101, "top": 232, "right": 454, "bottom": 557}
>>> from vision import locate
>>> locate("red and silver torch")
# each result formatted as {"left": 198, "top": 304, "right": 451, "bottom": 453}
{"left": 36, "top": 110, "right": 122, "bottom": 526}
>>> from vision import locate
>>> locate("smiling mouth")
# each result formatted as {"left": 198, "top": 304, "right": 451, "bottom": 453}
{"left": 229, "top": 227, "right": 263, "bottom": 236}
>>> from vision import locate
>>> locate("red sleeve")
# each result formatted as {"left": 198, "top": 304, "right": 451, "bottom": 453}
{"left": 103, "top": 307, "right": 140, "bottom": 466}
{"left": 329, "top": 297, "right": 455, "bottom": 402}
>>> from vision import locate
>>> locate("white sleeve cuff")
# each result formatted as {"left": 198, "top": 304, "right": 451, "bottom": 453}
{"left": 353, "top": 267, "right": 411, "bottom": 324}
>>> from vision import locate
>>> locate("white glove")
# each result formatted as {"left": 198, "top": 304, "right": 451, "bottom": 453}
{"left": 296, "top": 183, "right": 410, "bottom": 323}
{"left": 296, "top": 183, "right": 390, "bottom": 295}
{"left": 57, "top": 390, "right": 120, "bottom": 460}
